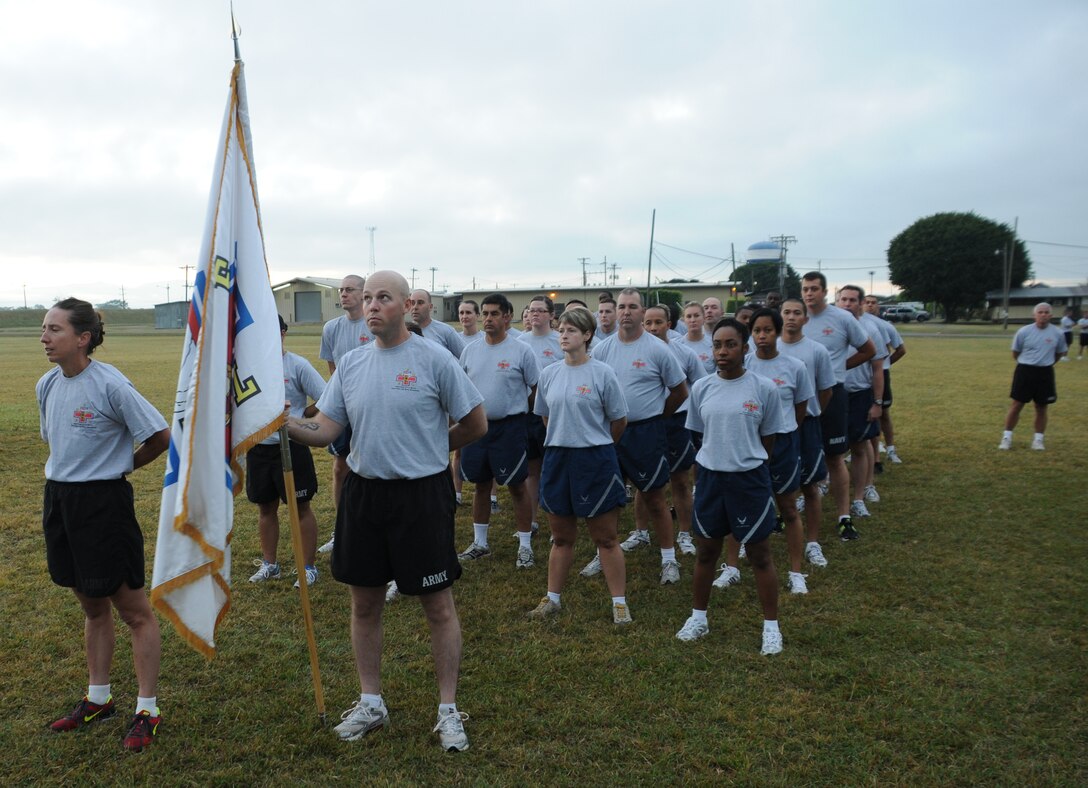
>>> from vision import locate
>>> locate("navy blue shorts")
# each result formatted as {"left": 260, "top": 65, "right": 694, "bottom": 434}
{"left": 526, "top": 414, "right": 547, "bottom": 461}
{"left": 460, "top": 413, "right": 529, "bottom": 486}
{"left": 798, "top": 417, "right": 827, "bottom": 486}
{"left": 848, "top": 389, "right": 878, "bottom": 444}
{"left": 615, "top": 418, "right": 670, "bottom": 492}
{"left": 327, "top": 424, "right": 353, "bottom": 458}
{"left": 332, "top": 470, "right": 461, "bottom": 595}
{"left": 768, "top": 430, "right": 801, "bottom": 495}
{"left": 43, "top": 479, "right": 145, "bottom": 598}
{"left": 539, "top": 445, "right": 627, "bottom": 518}
{"left": 692, "top": 464, "right": 776, "bottom": 545}
{"left": 820, "top": 383, "right": 848, "bottom": 456}
{"left": 665, "top": 412, "right": 697, "bottom": 474}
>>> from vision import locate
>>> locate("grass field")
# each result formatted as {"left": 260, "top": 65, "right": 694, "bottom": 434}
{"left": 1, "top": 325, "right": 1085, "bottom": 785}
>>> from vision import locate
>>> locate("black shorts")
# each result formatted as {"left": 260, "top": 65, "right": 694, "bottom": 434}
{"left": 1010, "top": 364, "right": 1057, "bottom": 406}
{"left": 819, "top": 383, "right": 849, "bottom": 456}
{"left": 43, "top": 479, "right": 145, "bottom": 598}
{"left": 331, "top": 470, "right": 461, "bottom": 595}
{"left": 1080, "top": 332, "right": 1088, "bottom": 348}
{"left": 847, "top": 389, "right": 879, "bottom": 444}
{"left": 246, "top": 442, "right": 318, "bottom": 504}
{"left": 1063, "top": 331, "right": 1073, "bottom": 348}
{"left": 882, "top": 369, "right": 893, "bottom": 409}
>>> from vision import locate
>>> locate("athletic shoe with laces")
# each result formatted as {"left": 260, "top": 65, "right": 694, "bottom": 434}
{"left": 838, "top": 517, "right": 860, "bottom": 541}
{"left": 864, "top": 484, "right": 880, "bottom": 503}
{"left": 738, "top": 543, "right": 747, "bottom": 560}
{"left": 619, "top": 530, "right": 650, "bottom": 552}
{"left": 50, "top": 696, "right": 116, "bottom": 732}
{"left": 998, "top": 435, "right": 1012, "bottom": 450}
{"left": 675, "top": 615, "right": 709, "bottom": 641}
{"left": 249, "top": 560, "right": 281, "bottom": 583}
{"left": 712, "top": 564, "right": 741, "bottom": 589}
{"left": 1031, "top": 436, "right": 1045, "bottom": 451}
{"left": 385, "top": 581, "right": 400, "bottom": 603}
{"left": 515, "top": 545, "right": 535, "bottom": 568}
{"left": 457, "top": 542, "right": 491, "bottom": 561}
{"left": 886, "top": 446, "right": 903, "bottom": 464}
{"left": 817, "top": 481, "right": 829, "bottom": 496}
{"left": 334, "top": 700, "right": 389, "bottom": 742}
{"left": 613, "top": 602, "right": 632, "bottom": 625}
{"left": 579, "top": 554, "right": 602, "bottom": 577}
{"left": 676, "top": 531, "right": 696, "bottom": 556}
{"left": 660, "top": 559, "right": 681, "bottom": 585}
{"left": 787, "top": 571, "right": 809, "bottom": 594}
{"left": 294, "top": 566, "right": 318, "bottom": 588}
{"left": 795, "top": 494, "right": 805, "bottom": 513}
{"left": 434, "top": 709, "right": 470, "bottom": 752}
{"left": 528, "top": 597, "right": 561, "bottom": 619}
{"left": 317, "top": 535, "right": 336, "bottom": 554}
{"left": 850, "top": 499, "right": 871, "bottom": 518}
{"left": 761, "top": 629, "right": 783, "bottom": 656}
{"left": 490, "top": 498, "right": 501, "bottom": 514}
{"left": 122, "top": 710, "right": 161, "bottom": 752}
{"left": 805, "top": 543, "right": 828, "bottom": 568}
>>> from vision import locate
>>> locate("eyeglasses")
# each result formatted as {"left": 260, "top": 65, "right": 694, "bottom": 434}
{"left": 338, "top": 287, "right": 358, "bottom": 293}
{"left": 528, "top": 308, "right": 551, "bottom": 314}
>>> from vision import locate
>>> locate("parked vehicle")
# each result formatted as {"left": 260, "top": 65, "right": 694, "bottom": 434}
{"left": 883, "top": 305, "right": 930, "bottom": 322}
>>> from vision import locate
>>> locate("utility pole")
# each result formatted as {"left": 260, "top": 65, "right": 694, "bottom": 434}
{"left": 578, "top": 257, "right": 590, "bottom": 287}
{"left": 120, "top": 285, "right": 127, "bottom": 309}
{"left": 410, "top": 268, "right": 418, "bottom": 289}
{"left": 179, "top": 264, "right": 194, "bottom": 302}
{"left": 1003, "top": 216, "right": 1019, "bottom": 331}
{"left": 769, "top": 234, "right": 797, "bottom": 294}
{"left": 23, "top": 283, "right": 27, "bottom": 309}
{"left": 646, "top": 209, "right": 656, "bottom": 289}
{"left": 430, "top": 267, "right": 438, "bottom": 291}
{"left": 609, "top": 262, "right": 619, "bottom": 285}
{"left": 161, "top": 284, "right": 171, "bottom": 303}
{"left": 366, "top": 226, "right": 377, "bottom": 274}
{"left": 869, "top": 271, "right": 874, "bottom": 295}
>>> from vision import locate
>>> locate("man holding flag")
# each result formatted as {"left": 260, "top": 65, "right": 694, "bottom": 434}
{"left": 287, "top": 270, "right": 487, "bottom": 752}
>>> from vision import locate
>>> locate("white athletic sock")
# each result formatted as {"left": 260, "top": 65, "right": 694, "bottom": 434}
{"left": 361, "top": 692, "right": 385, "bottom": 710}
{"left": 764, "top": 619, "right": 780, "bottom": 635}
{"left": 806, "top": 540, "right": 820, "bottom": 549}
{"left": 1003, "top": 430, "right": 1013, "bottom": 440}
{"left": 472, "top": 523, "right": 489, "bottom": 546}
{"left": 490, "top": 495, "right": 498, "bottom": 504}
{"left": 611, "top": 596, "right": 626, "bottom": 606}
{"left": 87, "top": 684, "right": 111, "bottom": 705}
{"left": 547, "top": 591, "right": 561, "bottom": 605}
{"left": 1033, "top": 432, "right": 1044, "bottom": 442}
{"left": 455, "top": 492, "right": 462, "bottom": 503}
{"left": 886, "top": 444, "right": 896, "bottom": 452}
{"left": 135, "top": 696, "right": 157, "bottom": 715}
{"left": 517, "top": 531, "right": 532, "bottom": 549}
{"left": 691, "top": 609, "right": 708, "bottom": 624}
{"left": 660, "top": 547, "right": 676, "bottom": 563}
{"left": 438, "top": 702, "right": 457, "bottom": 716}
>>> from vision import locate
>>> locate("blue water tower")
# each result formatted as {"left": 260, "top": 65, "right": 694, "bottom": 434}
{"left": 746, "top": 241, "right": 782, "bottom": 263}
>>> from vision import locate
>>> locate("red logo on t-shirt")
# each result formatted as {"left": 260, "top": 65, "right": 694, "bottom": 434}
{"left": 822, "top": 327, "right": 834, "bottom": 336}
{"left": 542, "top": 349, "right": 555, "bottom": 358}
{"left": 772, "top": 377, "right": 786, "bottom": 386}
{"left": 395, "top": 370, "right": 417, "bottom": 387}
{"left": 576, "top": 385, "right": 592, "bottom": 396}
{"left": 359, "top": 335, "right": 372, "bottom": 344}
{"left": 742, "top": 400, "right": 760, "bottom": 413}
{"left": 497, "top": 360, "right": 511, "bottom": 370}
{"left": 74, "top": 408, "right": 94, "bottom": 423}
{"left": 632, "top": 359, "right": 647, "bottom": 369}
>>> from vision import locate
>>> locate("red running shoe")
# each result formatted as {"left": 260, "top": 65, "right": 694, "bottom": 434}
{"left": 122, "top": 710, "right": 162, "bottom": 752}
{"left": 50, "top": 696, "right": 116, "bottom": 732}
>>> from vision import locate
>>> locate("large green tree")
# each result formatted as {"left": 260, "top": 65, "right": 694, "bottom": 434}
{"left": 887, "top": 212, "right": 1031, "bottom": 322}
{"left": 729, "top": 262, "right": 802, "bottom": 298}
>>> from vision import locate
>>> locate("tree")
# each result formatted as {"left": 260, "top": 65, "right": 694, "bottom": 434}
{"left": 97, "top": 298, "right": 129, "bottom": 310}
{"left": 728, "top": 262, "right": 801, "bottom": 297}
{"left": 887, "top": 212, "right": 1031, "bottom": 322}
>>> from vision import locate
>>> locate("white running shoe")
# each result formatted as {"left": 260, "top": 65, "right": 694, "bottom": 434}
{"left": 613, "top": 602, "right": 632, "bottom": 625}
{"left": 249, "top": 561, "right": 280, "bottom": 583}
{"left": 528, "top": 597, "right": 561, "bottom": 619}
{"left": 675, "top": 615, "right": 709, "bottom": 641}
{"left": 886, "top": 446, "right": 903, "bottom": 464}
{"left": 660, "top": 559, "right": 681, "bottom": 585}
{"left": 788, "top": 571, "right": 809, "bottom": 594}
{"left": 795, "top": 494, "right": 805, "bottom": 513}
{"left": 385, "top": 581, "right": 400, "bottom": 603}
{"left": 805, "top": 543, "right": 828, "bottom": 568}
{"left": 676, "top": 531, "right": 696, "bottom": 556}
{"left": 864, "top": 484, "right": 880, "bottom": 503}
{"left": 712, "top": 564, "right": 741, "bottom": 589}
{"left": 317, "top": 535, "right": 336, "bottom": 554}
{"left": 851, "top": 499, "right": 871, "bottom": 518}
{"left": 334, "top": 700, "right": 389, "bottom": 742}
{"left": 761, "top": 628, "right": 783, "bottom": 655}
{"left": 490, "top": 498, "right": 501, "bottom": 514}
{"left": 878, "top": 441, "right": 886, "bottom": 454}
{"left": 579, "top": 554, "right": 602, "bottom": 577}
{"left": 998, "top": 435, "right": 1012, "bottom": 451}
{"left": 817, "top": 481, "right": 829, "bottom": 496}
{"left": 515, "top": 545, "right": 535, "bottom": 569}
{"left": 1031, "top": 436, "right": 1045, "bottom": 451}
{"left": 458, "top": 542, "right": 491, "bottom": 561}
{"left": 433, "top": 710, "right": 470, "bottom": 752}
{"left": 619, "top": 530, "right": 650, "bottom": 552}
{"left": 294, "top": 566, "right": 318, "bottom": 588}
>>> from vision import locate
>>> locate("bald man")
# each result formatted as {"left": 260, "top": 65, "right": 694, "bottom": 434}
{"left": 410, "top": 289, "right": 465, "bottom": 359}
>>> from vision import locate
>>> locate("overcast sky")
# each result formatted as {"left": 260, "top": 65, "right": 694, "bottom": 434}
{"left": 2, "top": 0, "right": 1085, "bottom": 309}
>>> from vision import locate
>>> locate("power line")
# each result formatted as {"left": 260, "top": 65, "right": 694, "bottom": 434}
{"left": 1023, "top": 239, "right": 1088, "bottom": 249}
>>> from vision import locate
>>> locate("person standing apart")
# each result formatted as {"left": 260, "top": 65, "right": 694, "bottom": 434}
{"left": 999, "top": 302, "right": 1067, "bottom": 451}
{"left": 38, "top": 298, "right": 170, "bottom": 751}
{"left": 288, "top": 271, "right": 486, "bottom": 751}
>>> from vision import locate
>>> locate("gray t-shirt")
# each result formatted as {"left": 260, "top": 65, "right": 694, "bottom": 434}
{"left": 37, "top": 360, "right": 168, "bottom": 483}
{"left": 678, "top": 333, "right": 715, "bottom": 373}
{"left": 665, "top": 340, "right": 707, "bottom": 414}
{"left": 802, "top": 304, "right": 871, "bottom": 383}
{"left": 594, "top": 325, "right": 618, "bottom": 343}
{"left": 881, "top": 320, "right": 903, "bottom": 370}
{"left": 260, "top": 351, "right": 326, "bottom": 445}
{"left": 777, "top": 336, "right": 836, "bottom": 418}
{"left": 1012, "top": 323, "right": 1068, "bottom": 366}
{"left": 460, "top": 330, "right": 484, "bottom": 348}
{"left": 592, "top": 332, "right": 686, "bottom": 422}
{"left": 422, "top": 319, "right": 466, "bottom": 359}
{"left": 518, "top": 330, "right": 563, "bottom": 371}
{"left": 744, "top": 352, "right": 814, "bottom": 433}
{"left": 459, "top": 334, "right": 540, "bottom": 420}
{"left": 846, "top": 314, "right": 890, "bottom": 393}
{"left": 317, "top": 334, "right": 483, "bottom": 479}
{"left": 534, "top": 359, "right": 628, "bottom": 448}
{"left": 685, "top": 371, "right": 787, "bottom": 473}
{"left": 320, "top": 315, "right": 375, "bottom": 366}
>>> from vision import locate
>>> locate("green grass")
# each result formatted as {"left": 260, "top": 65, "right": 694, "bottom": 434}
{"left": 1, "top": 329, "right": 1085, "bottom": 785}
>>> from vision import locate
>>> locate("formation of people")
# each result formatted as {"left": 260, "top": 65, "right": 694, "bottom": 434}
{"left": 36, "top": 272, "right": 926, "bottom": 755}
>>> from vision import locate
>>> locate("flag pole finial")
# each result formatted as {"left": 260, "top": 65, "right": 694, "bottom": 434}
{"left": 231, "top": 3, "right": 242, "bottom": 61}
